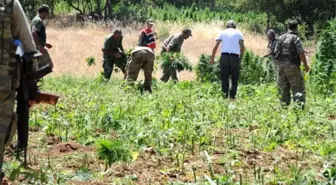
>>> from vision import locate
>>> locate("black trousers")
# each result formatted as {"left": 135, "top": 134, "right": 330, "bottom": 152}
{"left": 219, "top": 53, "right": 240, "bottom": 99}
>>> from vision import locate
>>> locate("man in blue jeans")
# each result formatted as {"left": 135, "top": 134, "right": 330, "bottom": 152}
{"left": 210, "top": 20, "right": 245, "bottom": 99}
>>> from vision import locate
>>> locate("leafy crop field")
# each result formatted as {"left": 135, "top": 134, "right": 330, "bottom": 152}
{"left": 3, "top": 76, "right": 336, "bottom": 184}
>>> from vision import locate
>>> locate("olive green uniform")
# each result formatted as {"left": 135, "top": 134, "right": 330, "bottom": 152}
{"left": 275, "top": 30, "right": 306, "bottom": 106}
{"left": 126, "top": 47, "right": 155, "bottom": 92}
{"left": 31, "top": 15, "right": 52, "bottom": 68}
{"left": 0, "top": 0, "right": 36, "bottom": 180}
{"left": 160, "top": 33, "right": 184, "bottom": 82}
{"left": 102, "top": 34, "right": 126, "bottom": 80}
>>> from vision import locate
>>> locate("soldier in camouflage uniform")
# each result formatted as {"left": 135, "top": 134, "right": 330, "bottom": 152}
{"left": 126, "top": 47, "right": 155, "bottom": 93}
{"left": 102, "top": 29, "right": 127, "bottom": 80}
{"left": 160, "top": 29, "right": 192, "bottom": 82}
{"left": 275, "top": 20, "right": 310, "bottom": 108}
{"left": 0, "top": 0, "right": 37, "bottom": 182}
{"left": 264, "top": 29, "right": 277, "bottom": 59}
{"left": 31, "top": 5, "right": 53, "bottom": 68}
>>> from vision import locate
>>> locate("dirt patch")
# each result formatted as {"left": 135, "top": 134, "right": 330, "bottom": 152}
{"left": 49, "top": 141, "right": 93, "bottom": 155}
{"left": 328, "top": 115, "right": 336, "bottom": 120}
{"left": 46, "top": 135, "right": 62, "bottom": 145}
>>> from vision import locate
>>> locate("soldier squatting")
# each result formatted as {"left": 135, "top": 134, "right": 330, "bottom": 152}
{"left": 0, "top": 2, "right": 310, "bottom": 182}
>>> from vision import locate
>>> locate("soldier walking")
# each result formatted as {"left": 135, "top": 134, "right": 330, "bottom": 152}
{"left": 210, "top": 20, "right": 245, "bottom": 99}
{"left": 264, "top": 29, "right": 277, "bottom": 59}
{"left": 31, "top": 4, "right": 53, "bottom": 68}
{"left": 101, "top": 29, "right": 127, "bottom": 80}
{"left": 160, "top": 29, "right": 192, "bottom": 82}
{"left": 0, "top": 0, "right": 37, "bottom": 182}
{"left": 275, "top": 20, "right": 310, "bottom": 109}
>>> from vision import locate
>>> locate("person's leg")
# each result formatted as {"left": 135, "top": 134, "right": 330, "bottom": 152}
{"left": 115, "top": 53, "right": 127, "bottom": 78}
{"left": 0, "top": 83, "right": 16, "bottom": 183}
{"left": 102, "top": 57, "right": 114, "bottom": 80}
{"left": 277, "top": 65, "right": 291, "bottom": 106}
{"left": 230, "top": 56, "right": 240, "bottom": 99}
{"left": 220, "top": 54, "right": 230, "bottom": 98}
{"left": 143, "top": 51, "right": 155, "bottom": 93}
{"left": 286, "top": 63, "right": 306, "bottom": 109}
{"left": 160, "top": 65, "right": 171, "bottom": 82}
{"left": 126, "top": 51, "right": 144, "bottom": 83}
{"left": 170, "top": 68, "right": 179, "bottom": 82}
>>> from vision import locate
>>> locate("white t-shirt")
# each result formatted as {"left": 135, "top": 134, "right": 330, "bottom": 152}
{"left": 216, "top": 28, "right": 244, "bottom": 55}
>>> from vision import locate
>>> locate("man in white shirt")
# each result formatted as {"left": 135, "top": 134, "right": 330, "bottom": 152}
{"left": 210, "top": 20, "right": 245, "bottom": 99}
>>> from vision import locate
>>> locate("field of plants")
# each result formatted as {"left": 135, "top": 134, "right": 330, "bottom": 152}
{"left": 2, "top": 20, "right": 335, "bottom": 184}
{"left": 2, "top": 75, "right": 335, "bottom": 184}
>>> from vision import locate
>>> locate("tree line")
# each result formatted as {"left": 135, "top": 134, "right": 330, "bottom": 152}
{"left": 19, "top": 0, "right": 335, "bottom": 35}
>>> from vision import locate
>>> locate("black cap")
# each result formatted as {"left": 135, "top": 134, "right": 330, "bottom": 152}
{"left": 287, "top": 19, "right": 299, "bottom": 30}
{"left": 182, "top": 28, "right": 192, "bottom": 36}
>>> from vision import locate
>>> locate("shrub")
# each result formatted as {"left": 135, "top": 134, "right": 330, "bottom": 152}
{"left": 96, "top": 139, "right": 132, "bottom": 170}
{"left": 195, "top": 54, "right": 220, "bottom": 82}
{"left": 195, "top": 51, "right": 276, "bottom": 84}
{"left": 160, "top": 52, "right": 192, "bottom": 72}
{"left": 309, "top": 20, "right": 336, "bottom": 96}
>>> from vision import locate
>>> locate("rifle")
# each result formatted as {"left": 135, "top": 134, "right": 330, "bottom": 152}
{"left": 16, "top": 43, "right": 59, "bottom": 165}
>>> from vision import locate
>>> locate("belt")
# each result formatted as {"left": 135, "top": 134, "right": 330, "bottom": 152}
{"left": 222, "top": 52, "right": 239, "bottom": 57}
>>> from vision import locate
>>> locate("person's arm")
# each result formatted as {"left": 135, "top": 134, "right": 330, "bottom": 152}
{"left": 11, "top": 0, "right": 36, "bottom": 52}
{"left": 239, "top": 39, "right": 245, "bottom": 61}
{"left": 210, "top": 40, "right": 221, "bottom": 64}
{"left": 295, "top": 37, "right": 309, "bottom": 72}
{"left": 138, "top": 31, "right": 146, "bottom": 46}
{"left": 119, "top": 36, "right": 124, "bottom": 53}
{"left": 165, "top": 36, "right": 179, "bottom": 52}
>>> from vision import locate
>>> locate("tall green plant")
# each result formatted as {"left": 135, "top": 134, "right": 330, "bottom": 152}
{"left": 195, "top": 54, "right": 220, "bottom": 82}
{"left": 310, "top": 20, "right": 336, "bottom": 96}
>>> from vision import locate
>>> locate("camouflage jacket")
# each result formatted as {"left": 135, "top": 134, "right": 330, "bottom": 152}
{"left": 162, "top": 33, "right": 184, "bottom": 52}
{"left": 275, "top": 30, "right": 304, "bottom": 66}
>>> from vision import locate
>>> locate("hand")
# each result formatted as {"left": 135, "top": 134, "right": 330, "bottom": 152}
{"left": 114, "top": 53, "right": 121, "bottom": 58}
{"left": 210, "top": 58, "right": 214, "bottom": 65}
{"left": 304, "top": 64, "right": 310, "bottom": 73}
{"left": 39, "top": 47, "right": 47, "bottom": 54}
{"left": 45, "top": 43, "right": 53, "bottom": 49}
{"left": 170, "top": 56, "right": 174, "bottom": 61}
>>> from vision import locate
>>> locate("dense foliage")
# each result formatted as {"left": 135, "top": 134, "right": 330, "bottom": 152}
{"left": 310, "top": 20, "right": 336, "bottom": 96}
{"left": 160, "top": 52, "right": 192, "bottom": 72}
{"left": 195, "top": 51, "right": 276, "bottom": 84}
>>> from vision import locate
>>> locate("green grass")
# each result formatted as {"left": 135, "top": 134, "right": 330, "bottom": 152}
{"left": 4, "top": 75, "right": 336, "bottom": 184}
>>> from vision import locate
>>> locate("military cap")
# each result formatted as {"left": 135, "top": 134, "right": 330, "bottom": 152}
{"left": 147, "top": 19, "right": 155, "bottom": 25}
{"left": 182, "top": 28, "right": 192, "bottom": 36}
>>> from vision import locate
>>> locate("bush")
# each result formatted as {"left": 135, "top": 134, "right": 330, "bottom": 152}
{"left": 309, "top": 20, "right": 336, "bottom": 96}
{"left": 195, "top": 51, "right": 276, "bottom": 84}
{"left": 195, "top": 54, "right": 220, "bottom": 82}
{"left": 160, "top": 52, "right": 192, "bottom": 72}
{"left": 96, "top": 139, "right": 132, "bottom": 170}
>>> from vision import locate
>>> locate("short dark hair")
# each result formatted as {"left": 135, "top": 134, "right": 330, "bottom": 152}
{"left": 113, "top": 29, "right": 122, "bottom": 35}
{"left": 288, "top": 20, "right": 298, "bottom": 30}
{"left": 38, "top": 4, "right": 50, "bottom": 13}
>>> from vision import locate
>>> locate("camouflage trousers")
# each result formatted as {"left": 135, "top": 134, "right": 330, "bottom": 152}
{"left": 277, "top": 62, "right": 306, "bottom": 106}
{"left": 126, "top": 50, "right": 155, "bottom": 92}
{"left": 0, "top": 76, "right": 17, "bottom": 175}
{"left": 160, "top": 66, "right": 178, "bottom": 83}
{"left": 103, "top": 54, "right": 127, "bottom": 80}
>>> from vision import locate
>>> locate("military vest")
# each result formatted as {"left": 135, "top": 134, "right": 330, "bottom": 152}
{"left": 0, "top": 0, "right": 17, "bottom": 77}
{"left": 278, "top": 32, "right": 301, "bottom": 66}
